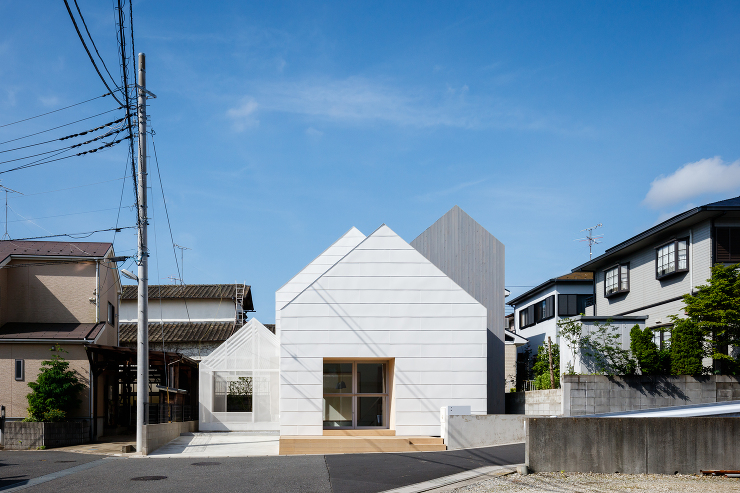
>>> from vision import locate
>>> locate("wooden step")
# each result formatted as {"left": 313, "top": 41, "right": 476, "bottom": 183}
{"left": 323, "top": 429, "right": 396, "bottom": 436}
{"left": 279, "top": 435, "right": 447, "bottom": 455}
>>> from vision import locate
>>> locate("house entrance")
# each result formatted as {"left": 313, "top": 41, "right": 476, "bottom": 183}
{"left": 323, "top": 361, "right": 388, "bottom": 429}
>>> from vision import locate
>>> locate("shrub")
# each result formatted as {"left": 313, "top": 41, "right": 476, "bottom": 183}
{"left": 558, "top": 318, "right": 636, "bottom": 376}
{"left": 26, "top": 345, "right": 84, "bottom": 422}
{"left": 669, "top": 319, "right": 706, "bottom": 375}
{"left": 629, "top": 325, "right": 670, "bottom": 374}
{"left": 532, "top": 341, "right": 560, "bottom": 389}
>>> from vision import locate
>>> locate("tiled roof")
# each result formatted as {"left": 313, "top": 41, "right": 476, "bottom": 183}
{"left": 0, "top": 241, "right": 112, "bottom": 264}
{"left": 121, "top": 284, "right": 254, "bottom": 311}
{"left": 119, "top": 321, "right": 239, "bottom": 343}
{"left": 0, "top": 322, "right": 106, "bottom": 341}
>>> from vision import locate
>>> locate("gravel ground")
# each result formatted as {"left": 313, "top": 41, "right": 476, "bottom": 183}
{"left": 451, "top": 472, "right": 740, "bottom": 492}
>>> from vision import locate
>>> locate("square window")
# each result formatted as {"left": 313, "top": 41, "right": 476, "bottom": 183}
{"left": 605, "top": 264, "right": 629, "bottom": 297}
{"left": 656, "top": 238, "right": 689, "bottom": 279}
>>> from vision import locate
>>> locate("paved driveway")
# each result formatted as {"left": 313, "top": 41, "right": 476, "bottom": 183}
{"left": 148, "top": 432, "right": 280, "bottom": 458}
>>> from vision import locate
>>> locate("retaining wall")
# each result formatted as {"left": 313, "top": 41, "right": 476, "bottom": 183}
{"left": 4, "top": 421, "right": 90, "bottom": 450}
{"left": 526, "top": 417, "right": 740, "bottom": 474}
{"left": 444, "top": 414, "right": 529, "bottom": 450}
{"left": 505, "top": 389, "right": 562, "bottom": 415}
{"left": 563, "top": 375, "right": 740, "bottom": 416}
{"left": 141, "top": 420, "right": 197, "bottom": 455}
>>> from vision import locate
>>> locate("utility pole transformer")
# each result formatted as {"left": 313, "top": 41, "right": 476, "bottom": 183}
{"left": 135, "top": 52, "right": 149, "bottom": 454}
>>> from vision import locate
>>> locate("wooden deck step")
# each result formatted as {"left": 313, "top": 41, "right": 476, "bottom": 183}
{"left": 323, "top": 429, "right": 396, "bottom": 436}
{"left": 279, "top": 435, "right": 446, "bottom": 455}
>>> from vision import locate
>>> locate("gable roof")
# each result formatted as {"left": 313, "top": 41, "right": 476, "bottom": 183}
{"left": 121, "top": 284, "right": 254, "bottom": 311}
{"left": 506, "top": 272, "right": 594, "bottom": 306}
{"left": 0, "top": 240, "right": 112, "bottom": 264}
{"left": 572, "top": 195, "right": 740, "bottom": 272}
{"left": 282, "top": 223, "right": 484, "bottom": 311}
{"left": 276, "top": 226, "right": 366, "bottom": 311}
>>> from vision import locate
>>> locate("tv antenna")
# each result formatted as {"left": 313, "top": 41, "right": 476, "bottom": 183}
{"left": 0, "top": 183, "right": 24, "bottom": 240}
{"left": 173, "top": 243, "right": 191, "bottom": 283}
{"left": 576, "top": 223, "right": 603, "bottom": 259}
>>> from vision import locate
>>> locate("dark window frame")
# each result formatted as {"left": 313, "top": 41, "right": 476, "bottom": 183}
{"left": 14, "top": 359, "right": 23, "bottom": 381}
{"left": 655, "top": 237, "right": 689, "bottom": 280}
{"left": 107, "top": 302, "right": 115, "bottom": 326}
{"left": 604, "top": 263, "right": 630, "bottom": 298}
{"left": 558, "top": 294, "right": 593, "bottom": 316}
{"left": 715, "top": 227, "right": 740, "bottom": 263}
{"left": 519, "top": 295, "right": 554, "bottom": 329}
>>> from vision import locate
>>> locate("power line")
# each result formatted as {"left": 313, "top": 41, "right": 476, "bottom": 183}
{"left": 2, "top": 206, "right": 123, "bottom": 224}
{"left": 0, "top": 135, "right": 131, "bottom": 175}
{"left": 0, "top": 93, "right": 113, "bottom": 129}
{"left": 0, "top": 108, "right": 123, "bottom": 146}
{"left": 0, "top": 127, "right": 127, "bottom": 167}
{"left": 13, "top": 176, "right": 129, "bottom": 197}
{"left": 72, "top": 0, "right": 118, "bottom": 88}
{"left": 7, "top": 226, "right": 136, "bottom": 241}
{"left": 0, "top": 118, "right": 126, "bottom": 154}
{"left": 62, "top": 0, "right": 125, "bottom": 107}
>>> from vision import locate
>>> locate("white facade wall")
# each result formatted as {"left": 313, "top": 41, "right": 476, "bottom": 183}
{"left": 279, "top": 225, "right": 488, "bottom": 436}
{"left": 120, "top": 298, "right": 236, "bottom": 322}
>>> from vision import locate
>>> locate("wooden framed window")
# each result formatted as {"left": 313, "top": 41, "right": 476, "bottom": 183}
{"left": 604, "top": 263, "right": 629, "bottom": 297}
{"left": 656, "top": 238, "right": 689, "bottom": 279}
{"left": 715, "top": 227, "right": 740, "bottom": 263}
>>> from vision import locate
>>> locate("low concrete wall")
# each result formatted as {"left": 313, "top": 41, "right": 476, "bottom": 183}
{"left": 526, "top": 417, "right": 740, "bottom": 474}
{"left": 505, "top": 390, "right": 562, "bottom": 415}
{"left": 141, "top": 420, "right": 197, "bottom": 455}
{"left": 444, "top": 414, "right": 528, "bottom": 450}
{"left": 4, "top": 421, "right": 90, "bottom": 450}
{"left": 563, "top": 375, "right": 740, "bottom": 416}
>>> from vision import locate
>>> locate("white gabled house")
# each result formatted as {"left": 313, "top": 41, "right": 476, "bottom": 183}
{"left": 277, "top": 224, "right": 488, "bottom": 436}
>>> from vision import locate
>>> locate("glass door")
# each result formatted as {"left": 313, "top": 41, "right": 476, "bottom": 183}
{"left": 323, "top": 361, "right": 387, "bottom": 429}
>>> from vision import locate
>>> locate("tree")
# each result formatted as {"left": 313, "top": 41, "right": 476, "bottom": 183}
{"left": 669, "top": 318, "right": 706, "bottom": 375}
{"left": 558, "top": 317, "right": 636, "bottom": 376}
{"left": 630, "top": 325, "right": 670, "bottom": 374}
{"left": 679, "top": 263, "right": 740, "bottom": 374}
{"left": 532, "top": 341, "right": 560, "bottom": 389}
{"left": 25, "top": 345, "right": 85, "bottom": 422}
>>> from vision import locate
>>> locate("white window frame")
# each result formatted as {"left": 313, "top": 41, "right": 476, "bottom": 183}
{"left": 656, "top": 238, "right": 689, "bottom": 279}
{"left": 604, "top": 263, "right": 629, "bottom": 297}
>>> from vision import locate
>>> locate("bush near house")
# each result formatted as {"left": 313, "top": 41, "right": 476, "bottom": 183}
{"left": 629, "top": 325, "right": 670, "bottom": 375}
{"left": 25, "top": 345, "right": 85, "bottom": 422}
{"left": 532, "top": 342, "right": 560, "bottom": 389}
{"left": 668, "top": 319, "right": 706, "bottom": 375}
{"left": 558, "top": 317, "right": 636, "bottom": 376}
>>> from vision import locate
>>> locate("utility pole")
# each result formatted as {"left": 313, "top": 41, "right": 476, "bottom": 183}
{"left": 135, "top": 52, "right": 149, "bottom": 454}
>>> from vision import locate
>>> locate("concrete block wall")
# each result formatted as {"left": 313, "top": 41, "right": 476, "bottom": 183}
{"left": 527, "top": 417, "right": 740, "bottom": 474}
{"left": 563, "top": 375, "right": 740, "bottom": 416}
{"left": 3, "top": 421, "right": 89, "bottom": 450}
{"left": 444, "top": 414, "right": 528, "bottom": 450}
{"left": 141, "top": 420, "right": 197, "bottom": 455}
{"left": 505, "top": 390, "right": 562, "bottom": 415}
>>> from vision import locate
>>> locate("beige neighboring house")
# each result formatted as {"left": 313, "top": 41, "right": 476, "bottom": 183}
{"left": 504, "top": 329, "right": 528, "bottom": 392}
{"left": 0, "top": 240, "right": 120, "bottom": 429}
{"left": 118, "top": 284, "right": 259, "bottom": 360}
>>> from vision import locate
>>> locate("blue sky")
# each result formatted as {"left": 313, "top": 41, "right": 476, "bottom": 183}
{"left": 1, "top": 1, "right": 740, "bottom": 321}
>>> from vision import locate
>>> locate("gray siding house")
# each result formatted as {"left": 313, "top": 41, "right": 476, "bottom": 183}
{"left": 567, "top": 195, "right": 740, "bottom": 371}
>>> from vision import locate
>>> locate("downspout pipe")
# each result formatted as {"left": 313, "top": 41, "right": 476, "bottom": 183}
{"left": 95, "top": 260, "right": 100, "bottom": 323}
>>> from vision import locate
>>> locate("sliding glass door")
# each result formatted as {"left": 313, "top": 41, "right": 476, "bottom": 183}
{"left": 323, "top": 361, "right": 387, "bottom": 429}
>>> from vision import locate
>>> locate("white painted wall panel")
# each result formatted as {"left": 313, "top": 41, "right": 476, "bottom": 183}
{"left": 278, "top": 224, "right": 488, "bottom": 436}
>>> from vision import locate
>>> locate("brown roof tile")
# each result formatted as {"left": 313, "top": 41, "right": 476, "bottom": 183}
{"left": 121, "top": 284, "right": 254, "bottom": 310}
{"left": 0, "top": 241, "right": 112, "bottom": 264}
{"left": 0, "top": 322, "right": 106, "bottom": 341}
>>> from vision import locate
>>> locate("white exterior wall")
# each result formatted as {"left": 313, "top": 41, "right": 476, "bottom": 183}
{"left": 279, "top": 225, "right": 488, "bottom": 436}
{"left": 275, "top": 227, "right": 366, "bottom": 337}
{"left": 594, "top": 220, "right": 712, "bottom": 321}
{"left": 120, "top": 298, "right": 236, "bottom": 322}
{"left": 513, "top": 282, "right": 593, "bottom": 351}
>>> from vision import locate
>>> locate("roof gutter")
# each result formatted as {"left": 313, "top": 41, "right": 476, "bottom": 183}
{"left": 0, "top": 339, "right": 92, "bottom": 344}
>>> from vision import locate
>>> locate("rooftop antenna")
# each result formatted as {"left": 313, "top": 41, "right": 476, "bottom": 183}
{"left": 0, "top": 183, "right": 23, "bottom": 240}
{"left": 173, "top": 243, "right": 191, "bottom": 284}
{"left": 576, "top": 223, "right": 603, "bottom": 259}
{"left": 167, "top": 276, "right": 182, "bottom": 285}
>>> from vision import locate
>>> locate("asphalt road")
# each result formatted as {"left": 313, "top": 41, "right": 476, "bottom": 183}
{"left": 0, "top": 443, "right": 524, "bottom": 493}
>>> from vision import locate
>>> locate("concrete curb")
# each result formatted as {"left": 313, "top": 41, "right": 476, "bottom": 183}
{"left": 378, "top": 464, "right": 521, "bottom": 493}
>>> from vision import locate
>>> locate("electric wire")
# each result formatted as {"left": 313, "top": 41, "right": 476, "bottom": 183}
{"left": 12, "top": 176, "right": 129, "bottom": 197}
{"left": 62, "top": 0, "right": 124, "bottom": 107}
{"left": 0, "top": 93, "right": 113, "bottom": 129}
{"left": 0, "top": 108, "right": 123, "bottom": 146}
{"left": 0, "top": 118, "right": 126, "bottom": 154}
{"left": 7, "top": 226, "right": 136, "bottom": 241}
{"left": 72, "top": 0, "right": 118, "bottom": 89}
{"left": 0, "top": 127, "right": 128, "bottom": 166}
{"left": 0, "top": 135, "right": 131, "bottom": 175}
{"left": 0, "top": 206, "right": 123, "bottom": 225}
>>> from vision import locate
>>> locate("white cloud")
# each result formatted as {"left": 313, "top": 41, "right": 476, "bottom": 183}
{"left": 226, "top": 97, "right": 259, "bottom": 131}
{"left": 305, "top": 127, "right": 323, "bottom": 137}
{"left": 643, "top": 157, "right": 740, "bottom": 209}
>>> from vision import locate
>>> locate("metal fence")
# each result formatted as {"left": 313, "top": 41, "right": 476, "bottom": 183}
{"left": 145, "top": 404, "right": 197, "bottom": 425}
